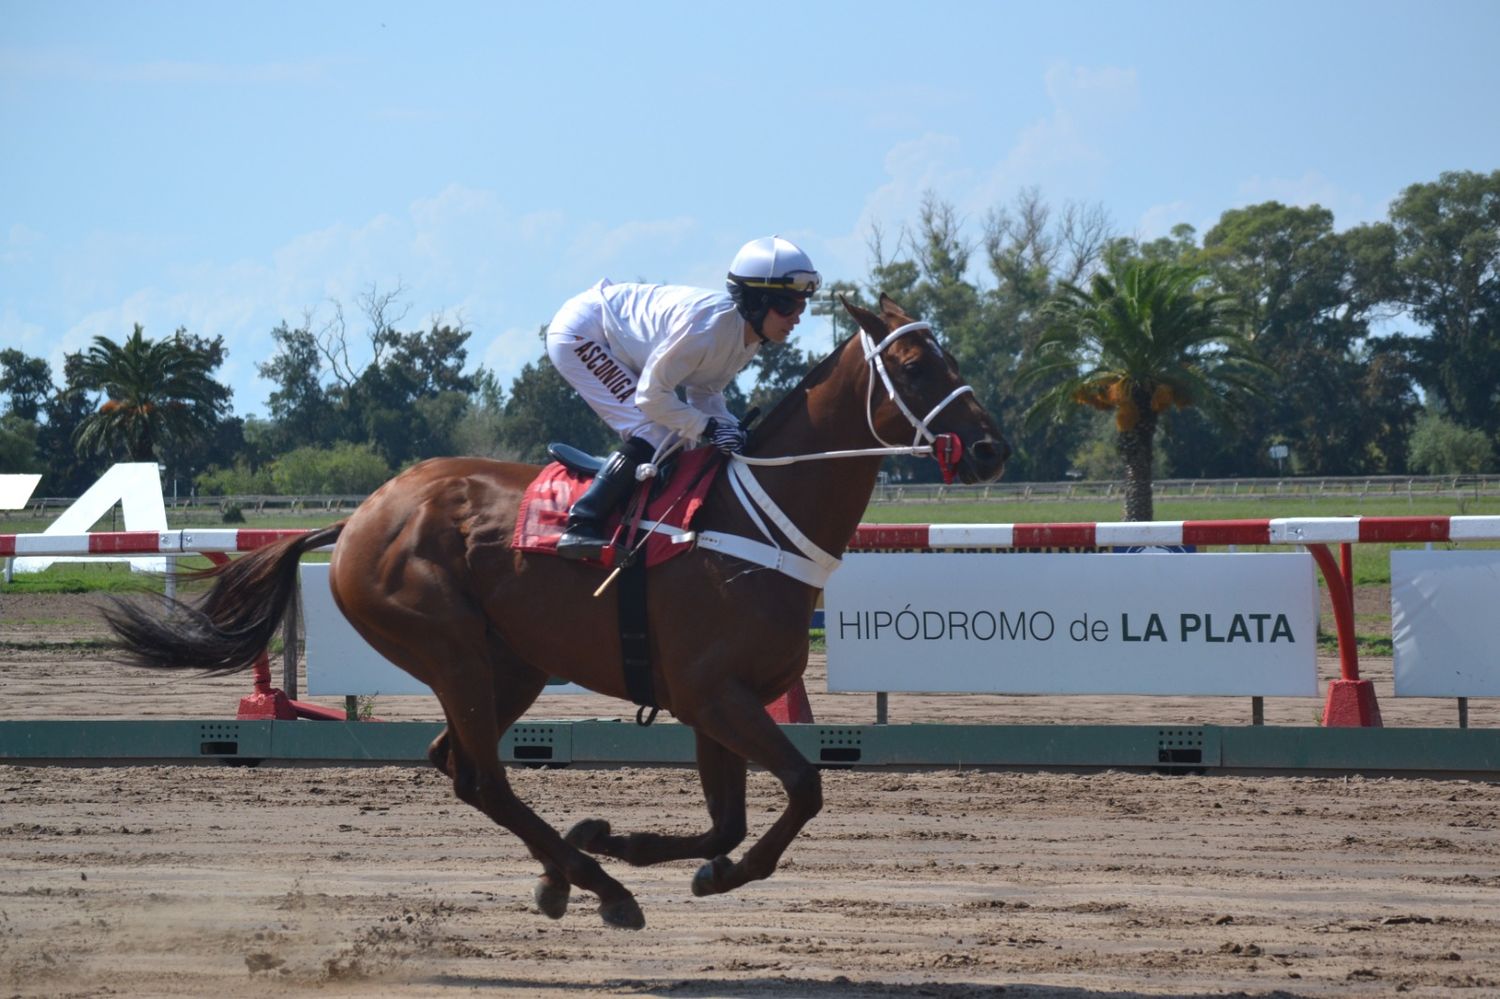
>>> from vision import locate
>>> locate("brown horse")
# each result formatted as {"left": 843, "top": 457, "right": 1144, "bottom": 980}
{"left": 105, "top": 295, "right": 1009, "bottom": 929}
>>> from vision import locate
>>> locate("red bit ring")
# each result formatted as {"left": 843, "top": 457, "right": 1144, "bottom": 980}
{"left": 932, "top": 433, "right": 963, "bottom": 484}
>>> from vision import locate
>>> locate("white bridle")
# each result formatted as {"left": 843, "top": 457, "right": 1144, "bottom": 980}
{"left": 859, "top": 320, "right": 976, "bottom": 452}
{"left": 728, "top": 320, "right": 973, "bottom": 469}
{"left": 690, "top": 320, "right": 977, "bottom": 587}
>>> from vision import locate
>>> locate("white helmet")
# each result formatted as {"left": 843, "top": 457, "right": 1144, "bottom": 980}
{"left": 726, "top": 237, "right": 821, "bottom": 338}
{"left": 726, "top": 236, "right": 821, "bottom": 295}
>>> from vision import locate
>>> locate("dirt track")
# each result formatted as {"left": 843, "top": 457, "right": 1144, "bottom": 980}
{"left": 2, "top": 592, "right": 1499, "bottom": 997}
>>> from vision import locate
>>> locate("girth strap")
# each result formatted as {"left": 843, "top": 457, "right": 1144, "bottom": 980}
{"left": 616, "top": 554, "right": 659, "bottom": 724}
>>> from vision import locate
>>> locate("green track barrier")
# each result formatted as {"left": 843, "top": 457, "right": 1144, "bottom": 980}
{"left": 2, "top": 719, "right": 1497, "bottom": 776}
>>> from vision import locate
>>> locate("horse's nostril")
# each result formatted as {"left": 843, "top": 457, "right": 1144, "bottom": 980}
{"left": 970, "top": 438, "right": 1010, "bottom": 465}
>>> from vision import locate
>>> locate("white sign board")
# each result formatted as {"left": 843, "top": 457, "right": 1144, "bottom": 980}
{"left": 1392, "top": 550, "right": 1500, "bottom": 696}
{"left": 0, "top": 474, "right": 41, "bottom": 510}
{"left": 12, "top": 463, "right": 167, "bottom": 574}
{"left": 826, "top": 552, "right": 1318, "bottom": 696}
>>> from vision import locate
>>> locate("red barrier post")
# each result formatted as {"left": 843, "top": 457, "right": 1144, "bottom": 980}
{"left": 1306, "top": 543, "right": 1381, "bottom": 727}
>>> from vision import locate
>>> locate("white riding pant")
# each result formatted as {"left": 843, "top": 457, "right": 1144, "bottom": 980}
{"left": 546, "top": 292, "right": 670, "bottom": 449}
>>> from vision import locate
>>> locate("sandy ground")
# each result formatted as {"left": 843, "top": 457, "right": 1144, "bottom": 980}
{"left": 2, "top": 592, "right": 1499, "bottom": 997}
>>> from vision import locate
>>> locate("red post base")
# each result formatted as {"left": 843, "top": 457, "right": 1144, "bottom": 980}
{"left": 237, "top": 687, "right": 299, "bottom": 720}
{"left": 766, "top": 679, "right": 815, "bottom": 724}
{"left": 1322, "top": 678, "right": 1383, "bottom": 727}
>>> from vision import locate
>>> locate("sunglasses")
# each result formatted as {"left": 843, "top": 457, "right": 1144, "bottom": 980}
{"left": 766, "top": 292, "right": 808, "bottom": 317}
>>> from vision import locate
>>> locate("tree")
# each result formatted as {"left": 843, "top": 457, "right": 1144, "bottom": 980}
{"left": 1024, "top": 258, "right": 1266, "bottom": 520}
{"left": 450, "top": 368, "right": 510, "bottom": 458}
{"left": 72, "top": 325, "right": 230, "bottom": 465}
{"left": 257, "top": 320, "right": 337, "bottom": 452}
{"left": 259, "top": 287, "right": 480, "bottom": 466}
{"left": 743, "top": 341, "right": 816, "bottom": 417}
{"left": 0, "top": 414, "right": 40, "bottom": 473}
{"left": 271, "top": 442, "right": 391, "bottom": 494}
{"left": 1378, "top": 170, "right": 1500, "bottom": 443}
{"left": 1197, "top": 202, "right": 1418, "bottom": 475}
{"left": 348, "top": 320, "right": 477, "bottom": 465}
{"left": 0, "top": 349, "right": 54, "bottom": 422}
{"left": 35, "top": 352, "right": 97, "bottom": 495}
{"left": 1407, "top": 409, "right": 1495, "bottom": 474}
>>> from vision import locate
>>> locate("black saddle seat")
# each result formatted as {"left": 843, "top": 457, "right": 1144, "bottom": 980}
{"left": 547, "top": 442, "right": 606, "bottom": 476}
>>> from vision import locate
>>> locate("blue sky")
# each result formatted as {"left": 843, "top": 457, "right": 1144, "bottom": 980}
{"left": 4, "top": 0, "right": 1497, "bottom": 419}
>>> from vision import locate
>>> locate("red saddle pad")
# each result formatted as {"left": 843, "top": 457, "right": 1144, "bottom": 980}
{"left": 512, "top": 447, "right": 722, "bottom": 568}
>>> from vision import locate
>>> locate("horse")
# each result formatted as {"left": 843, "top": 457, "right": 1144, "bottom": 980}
{"left": 104, "top": 294, "right": 1010, "bottom": 929}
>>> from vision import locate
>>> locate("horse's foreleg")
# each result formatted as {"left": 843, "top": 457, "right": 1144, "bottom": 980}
{"left": 682, "top": 685, "right": 822, "bottom": 898}
{"left": 567, "top": 730, "right": 748, "bottom": 866}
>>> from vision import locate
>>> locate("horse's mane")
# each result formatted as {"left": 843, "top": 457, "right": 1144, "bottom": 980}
{"left": 745, "top": 332, "right": 860, "bottom": 451}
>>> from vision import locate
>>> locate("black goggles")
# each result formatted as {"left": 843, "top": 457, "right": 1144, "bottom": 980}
{"left": 765, "top": 291, "right": 808, "bottom": 317}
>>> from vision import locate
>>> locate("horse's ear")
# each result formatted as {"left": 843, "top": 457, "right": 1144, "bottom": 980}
{"left": 878, "top": 294, "right": 914, "bottom": 325}
{"left": 841, "top": 295, "right": 886, "bottom": 338}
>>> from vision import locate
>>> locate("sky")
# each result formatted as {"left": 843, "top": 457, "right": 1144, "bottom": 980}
{"left": 3, "top": 0, "right": 1498, "bottom": 420}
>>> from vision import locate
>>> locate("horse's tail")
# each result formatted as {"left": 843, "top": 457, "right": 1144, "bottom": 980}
{"left": 104, "top": 523, "right": 346, "bottom": 675}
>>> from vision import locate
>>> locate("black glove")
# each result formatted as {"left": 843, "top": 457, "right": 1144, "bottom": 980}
{"left": 704, "top": 418, "right": 746, "bottom": 455}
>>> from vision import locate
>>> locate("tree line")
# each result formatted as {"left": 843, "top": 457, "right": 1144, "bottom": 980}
{"left": 2, "top": 169, "right": 1496, "bottom": 511}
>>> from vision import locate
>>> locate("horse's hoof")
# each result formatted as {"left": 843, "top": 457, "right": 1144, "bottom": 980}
{"left": 565, "top": 818, "right": 611, "bottom": 852}
{"left": 691, "top": 855, "right": 735, "bottom": 897}
{"left": 533, "top": 877, "right": 569, "bottom": 920}
{"left": 599, "top": 896, "right": 645, "bottom": 930}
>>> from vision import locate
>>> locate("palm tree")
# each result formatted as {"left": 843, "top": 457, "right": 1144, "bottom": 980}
{"left": 73, "top": 325, "right": 227, "bottom": 464}
{"left": 1023, "top": 258, "right": 1267, "bottom": 520}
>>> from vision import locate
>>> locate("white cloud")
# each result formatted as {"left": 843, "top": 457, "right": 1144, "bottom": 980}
{"left": 14, "top": 186, "right": 717, "bottom": 417}
{"left": 972, "top": 62, "right": 1139, "bottom": 209}
{"left": 831, "top": 63, "right": 1142, "bottom": 288}
{"left": 564, "top": 217, "right": 698, "bottom": 280}
{"left": 3, "top": 224, "right": 44, "bottom": 265}
{"left": 0, "top": 47, "right": 329, "bottom": 86}
{"left": 1135, "top": 200, "right": 1197, "bottom": 241}
{"left": 1234, "top": 170, "right": 1383, "bottom": 227}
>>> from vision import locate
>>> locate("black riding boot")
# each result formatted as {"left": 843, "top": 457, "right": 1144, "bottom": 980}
{"left": 556, "top": 438, "right": 654, "bottom": 561}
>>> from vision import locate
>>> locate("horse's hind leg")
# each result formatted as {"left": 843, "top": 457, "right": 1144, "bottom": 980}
{"left": 567, "top": 730, "right": 748, "bottom": 867}
{"left": 426, "top": 718, "right": 568, "bottom": 917}
{"left": 427, "top": 650, "right": 646, "bottom": 929}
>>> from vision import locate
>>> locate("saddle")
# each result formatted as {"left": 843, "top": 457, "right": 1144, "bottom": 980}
{"left": 512, "top": 445, "right": 722, "bottom": 570}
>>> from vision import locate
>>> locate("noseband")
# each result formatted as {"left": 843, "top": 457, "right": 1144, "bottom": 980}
{"left": 861, "top": 321, "right": 972, "bottom": 483}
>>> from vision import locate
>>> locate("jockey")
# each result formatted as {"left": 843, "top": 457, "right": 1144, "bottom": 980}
{"left": 546, "top": 235, "right": 821, "bottom": 561}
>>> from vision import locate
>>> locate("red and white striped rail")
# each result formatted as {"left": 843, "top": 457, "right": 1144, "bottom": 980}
{"left": 0, "top": 529, "right": 316, "bottom": 557}
{"left": 6, "top": 516, "right": 1500, "bottom": 558}
{"left": 850, "top": 516, "right": 1500, "bottom": 549}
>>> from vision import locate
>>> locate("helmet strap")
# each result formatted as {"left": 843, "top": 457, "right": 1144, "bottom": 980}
{"left": 732, "top": 288, "right": 772, "bottom": 343}
{"left": 749, "top": 309, "right": 771, "bottom": 343}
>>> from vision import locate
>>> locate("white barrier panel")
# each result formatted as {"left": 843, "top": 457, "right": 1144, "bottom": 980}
{"left": 300, "top": 564, "right": 431, "bottom": 695}
{"left": 299, "top": 563, "right": 587, "bottom": 696}
{"left": 826, "top": 552, "right": 1318, "bottom": 696}
{"left": 1392, "top": 550, "right": 1500, "bottom": 696}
